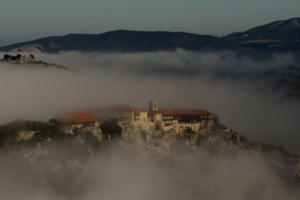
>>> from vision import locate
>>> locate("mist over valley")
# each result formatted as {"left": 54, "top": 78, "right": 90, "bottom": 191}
{"left": 1, "top": 12, "right": 300, "bottom": 200}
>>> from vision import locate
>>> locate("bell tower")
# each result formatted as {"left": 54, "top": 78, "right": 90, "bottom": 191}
{"left": 149, "top": 100, "right": 159, "bottom": 111}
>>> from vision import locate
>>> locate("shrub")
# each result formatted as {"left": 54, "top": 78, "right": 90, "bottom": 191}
{"left": 100, "top": 119, "right": 122, "bottom": 141}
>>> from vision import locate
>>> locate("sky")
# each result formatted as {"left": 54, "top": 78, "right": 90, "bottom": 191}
{"left": 0, "top": 0, "right": 299, "bottom": 46}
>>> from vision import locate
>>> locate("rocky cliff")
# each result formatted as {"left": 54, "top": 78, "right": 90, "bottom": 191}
{"left": 1, "top": 119, "right": 299, "bottom": 181}
{"left": 0, "top": 119, "right": 299, "bottom": 199}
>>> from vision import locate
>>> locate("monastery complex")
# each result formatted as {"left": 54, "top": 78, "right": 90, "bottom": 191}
{"left": 93, "top": 101, "right": 215, "bottom": 135}
{"left": 57, "top": 101, "right": 215, "bottom": 136}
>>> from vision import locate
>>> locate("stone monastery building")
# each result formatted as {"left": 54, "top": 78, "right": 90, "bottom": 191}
{"left": 96, "top": 101, "right": 215, "bottom": 135}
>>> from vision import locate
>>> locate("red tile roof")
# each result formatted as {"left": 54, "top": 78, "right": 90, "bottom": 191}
{"left": 149, "top": 109, "right": 212, "bottom": 116}
{"left": 60, "top": 112, "right": 97, "bottom": 123}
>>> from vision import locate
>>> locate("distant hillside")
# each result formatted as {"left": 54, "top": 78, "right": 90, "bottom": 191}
{"left": 225, "top": 18, "right": 300, "bottom": 51}
{"left": 226, "top": 18, "right": 300, "bottom": 42}
{"left": 0, "top": 18, "right": 299, "bottom": 54}
{"left": 0, "top": 30, "right": 235, "bottom": 53}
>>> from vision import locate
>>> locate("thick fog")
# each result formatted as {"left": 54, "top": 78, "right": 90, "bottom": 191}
{"left": 0, "top": 143, "right": 299, "bottom": 200}
{"left": 0, "top": 50, "right": 300, "bottom": 155}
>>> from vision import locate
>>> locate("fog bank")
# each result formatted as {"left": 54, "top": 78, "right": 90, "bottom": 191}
{"left": 0, "top": 50, "right": 299, "bottom": 154}
{"left": 0, "top": 144, "right": 299, "bottom": 200}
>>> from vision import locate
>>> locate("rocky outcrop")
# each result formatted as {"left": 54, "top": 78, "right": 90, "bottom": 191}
{"left": 16, "top": 131, "right": 36, "bottom": 142}
{"left": 0, "top": 54, "right": 68, "bottom": 70}
{"left": 0, "top": 119, "right": 299, "bottom": 182}
{"left": 118, "top": 122, "right": 300, "bottom": 181}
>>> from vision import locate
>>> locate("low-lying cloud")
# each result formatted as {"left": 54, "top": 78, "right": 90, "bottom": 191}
{"left": 37, "top": 50, "right": 295, "bottom": 74}
{"left": 0, "top": 50, "right": 299, "bottom": 155}
{"left": 0, "top": 143, "right": 299, "bottom": 200}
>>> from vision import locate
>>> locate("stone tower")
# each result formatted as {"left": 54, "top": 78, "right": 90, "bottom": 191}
{"left": 149, "top": 100, "right": 159, "bottom": 111}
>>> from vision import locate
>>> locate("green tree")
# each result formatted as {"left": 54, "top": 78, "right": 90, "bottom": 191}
{"left": 100, "top": 119, "right": 122, "bottom": 142}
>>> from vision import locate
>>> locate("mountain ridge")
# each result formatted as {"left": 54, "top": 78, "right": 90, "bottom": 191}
{"left": 0, "top": 18, "right": 300, "bottom": 54}
{"left": 0, "top": 30, "right": 234, "bottom": 53}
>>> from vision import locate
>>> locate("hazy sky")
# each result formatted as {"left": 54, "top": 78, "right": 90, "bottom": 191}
{"left": 0, "top": 0, "right": 299, "bottom": 46}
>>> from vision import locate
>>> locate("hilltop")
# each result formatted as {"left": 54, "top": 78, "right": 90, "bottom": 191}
{"left": 225, "top": 18, "right": 300, "bottom": 51}
{"left": 226, "top": 18, "right": 300, "bottom": 42}
{"left": 0, "top": 101, "right": 299, "bottom": 199}
{"left": 0, "top": 103, "right": 299, "bottom": 182}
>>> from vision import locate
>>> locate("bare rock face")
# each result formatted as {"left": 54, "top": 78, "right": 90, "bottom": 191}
{"left": 119, "top": 122, "right": 300, "bottom": 183}
{"left": 16, "top": 131, "right": 36, "bottom": 142}
{"left": 9, "top": 44, "right": 43, "bottom": 53}
{"left": 127, "top": 130, "right": 178, "bottom": 155}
